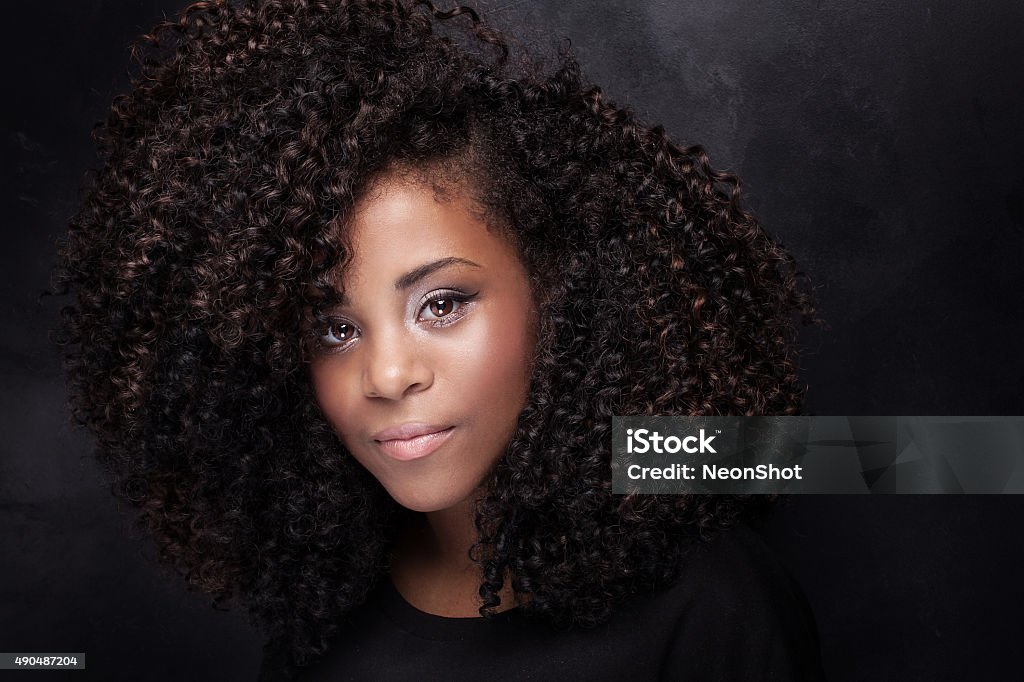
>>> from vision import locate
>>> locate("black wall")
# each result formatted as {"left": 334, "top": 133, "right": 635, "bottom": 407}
{"left": 3, "top": 1, "right": 1022, "bottom": 679}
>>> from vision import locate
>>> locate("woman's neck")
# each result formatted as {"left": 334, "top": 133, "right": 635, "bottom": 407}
{"left": 389, "top": 496, "right": 515, "bottom": 617}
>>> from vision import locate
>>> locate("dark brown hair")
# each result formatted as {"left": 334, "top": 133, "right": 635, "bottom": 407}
{"left": 56, "top": 0, "right": 813, "bottom": 666}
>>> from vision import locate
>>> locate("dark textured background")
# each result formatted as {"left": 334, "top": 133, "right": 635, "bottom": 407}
{"left": 2, "top": 1, "right": 1022, "bottom": 679}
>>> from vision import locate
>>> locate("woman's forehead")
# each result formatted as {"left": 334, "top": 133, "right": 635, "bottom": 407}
{"left": 339, "top": 178, "right": 521, "bottom": 286}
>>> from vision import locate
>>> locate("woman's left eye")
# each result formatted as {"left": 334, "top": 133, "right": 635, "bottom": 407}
{"left": 419, "top": 290, "right": 474, "bottom": 324}
{"left": 426, "top": 298, "right": 460, "bottom": 317}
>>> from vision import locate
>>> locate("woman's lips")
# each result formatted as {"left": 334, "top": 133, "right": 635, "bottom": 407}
{"left": 372, "top": 424, "right": 455, "bottom": 461}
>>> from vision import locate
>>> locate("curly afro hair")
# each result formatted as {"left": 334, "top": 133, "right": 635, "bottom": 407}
{"left": 56, "top": 0, "right": 814, "bottom": 667}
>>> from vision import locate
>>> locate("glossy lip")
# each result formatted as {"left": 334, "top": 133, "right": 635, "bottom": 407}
{"left": 371, "top": 423, "right": 455, "bottom": 462}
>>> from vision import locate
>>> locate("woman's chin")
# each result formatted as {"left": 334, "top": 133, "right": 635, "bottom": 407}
{"left": 384, "top": 485, "right": 473, "bottom": 514}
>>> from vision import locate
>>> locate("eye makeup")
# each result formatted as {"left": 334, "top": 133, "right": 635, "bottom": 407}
{"left": 314, "top": 286, "right": 480, "bottom": 352}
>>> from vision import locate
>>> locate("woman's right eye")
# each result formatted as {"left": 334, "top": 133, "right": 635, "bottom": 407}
{"left": 319, "top": 319, "right": 359, "bottom": 349}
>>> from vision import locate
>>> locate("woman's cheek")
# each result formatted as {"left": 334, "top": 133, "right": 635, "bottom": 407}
{"left": 310, "top": 359, "right": 359, "bottom": 437}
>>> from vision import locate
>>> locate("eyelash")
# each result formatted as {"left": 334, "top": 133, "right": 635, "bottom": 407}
{"left": 316, "top": 289, "right": 477, "bottom": 351}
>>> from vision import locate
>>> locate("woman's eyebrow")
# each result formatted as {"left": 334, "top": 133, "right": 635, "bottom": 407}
{"left": 394, "top": 257, "right": 481, "bottom": 291}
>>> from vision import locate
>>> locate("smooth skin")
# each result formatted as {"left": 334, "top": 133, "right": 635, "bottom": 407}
{"left": 309, "top": 175, "right": 536, "bottom": 616}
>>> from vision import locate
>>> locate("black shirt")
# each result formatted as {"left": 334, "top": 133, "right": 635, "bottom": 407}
{"left": 260, "top": 526, "right": 825, "bottom": 681}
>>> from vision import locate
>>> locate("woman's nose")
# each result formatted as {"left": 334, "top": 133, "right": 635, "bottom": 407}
{"left": 361, "top": 328, "right": 433, "bottom": 400}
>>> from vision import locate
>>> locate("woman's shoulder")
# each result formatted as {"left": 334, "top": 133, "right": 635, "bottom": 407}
{"left": 642, "top": 524, "right": 826, "bottom": 680}
{"left": 670, "top": 524, "right": 808, "bottom": 605}
{"left": 258, "top": 636, "right": 296, "bottom": 682}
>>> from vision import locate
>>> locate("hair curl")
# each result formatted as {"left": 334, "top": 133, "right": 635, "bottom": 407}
{"left": 56, "top": 0, "right": 814, "bottom": 667}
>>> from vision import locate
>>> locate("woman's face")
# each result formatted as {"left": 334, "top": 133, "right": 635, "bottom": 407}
{"left": 309, "top": 177, "right": 536, "bottom": 513}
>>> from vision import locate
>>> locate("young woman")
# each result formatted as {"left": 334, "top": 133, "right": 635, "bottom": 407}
{"left": 57, "top": 0, "right": 823, "bottom": 678}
